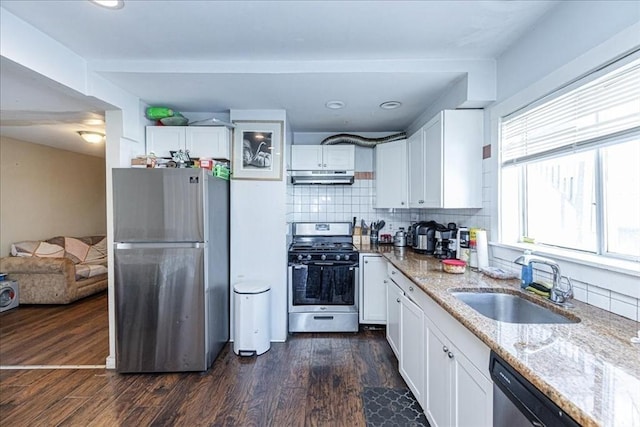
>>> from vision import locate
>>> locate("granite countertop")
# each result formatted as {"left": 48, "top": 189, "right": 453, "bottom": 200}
{"left": 358, "top": 244, "right": 640, "bottom": 427}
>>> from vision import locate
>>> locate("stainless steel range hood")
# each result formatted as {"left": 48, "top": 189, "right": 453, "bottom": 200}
{"left": 290, "top": 170, "right": 355, "bottom": 185}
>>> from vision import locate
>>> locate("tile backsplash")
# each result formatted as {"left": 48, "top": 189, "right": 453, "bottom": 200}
{"left": 286, "top": 175, "right": 491, "bottom": 236}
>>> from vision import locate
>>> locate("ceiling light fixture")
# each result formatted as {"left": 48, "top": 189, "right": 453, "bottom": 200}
{"left": 325, "top": 100, "right": 346, "bottom": 110}
{"left": 90, "top": 0, "right": 124, "bottom": 9}
{"left": 379, "top": 101, "right": 402, "bottom": 110}
{"left": 78, "top": 131, "right": 105, "bottom": 144}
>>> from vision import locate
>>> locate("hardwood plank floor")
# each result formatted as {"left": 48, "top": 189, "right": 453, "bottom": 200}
{"left": 0, "top": 328, "right": 407, "bottom": 426}
{"left": 0, "top": 291, "right": 109, "bottom": 366}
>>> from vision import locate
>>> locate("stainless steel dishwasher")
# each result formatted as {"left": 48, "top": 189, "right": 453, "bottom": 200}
{"left": 490, "top": 351, "right": 580, "bottom": 427}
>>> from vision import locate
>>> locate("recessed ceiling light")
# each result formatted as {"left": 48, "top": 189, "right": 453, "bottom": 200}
{"left": 325, "top": 100, "right": 346, "bottom": 110}
{"left": 379, "top": 101, "right": 402, "bottom": 110}
{"left": 78, "top": 131, "right": 105, "bottom": 144}
{"left": 90, "top": 0, "right": 124, "bottom": 9}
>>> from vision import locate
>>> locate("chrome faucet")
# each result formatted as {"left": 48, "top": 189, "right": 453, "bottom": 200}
{"left": 514, "top": 254, "right": 574, "bottom": 304}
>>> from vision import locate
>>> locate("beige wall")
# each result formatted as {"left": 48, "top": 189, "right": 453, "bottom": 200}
{"left": 0, "top": 137, "right": 107, "bottom": 257}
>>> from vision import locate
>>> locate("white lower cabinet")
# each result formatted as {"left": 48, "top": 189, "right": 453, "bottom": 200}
{"left": 360, "top": 254, "right": 388, "bottom": 324}
{"left": 425, "top": 316, "right": 492, "bottom": 427}
{"left": 385, "top": 260, "right": 493, "bottom": 426}
{"left": 386, "top": 280, "right": 402, "bottom": 358}
{"left": 400, "top": 293, "right": 424, "bottom": 406}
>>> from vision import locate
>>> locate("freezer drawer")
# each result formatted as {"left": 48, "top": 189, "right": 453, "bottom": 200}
{"left": 115, "top": 246, "right": 206, "bottom": 373}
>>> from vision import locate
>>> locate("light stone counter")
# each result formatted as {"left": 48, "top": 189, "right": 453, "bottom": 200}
{"left": 358, "top": 244, "right": 640, "bottom": 427}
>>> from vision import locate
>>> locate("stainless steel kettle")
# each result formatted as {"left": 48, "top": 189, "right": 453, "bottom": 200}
{"left": 393, "top": 228, "right": 407, "bottom": 247}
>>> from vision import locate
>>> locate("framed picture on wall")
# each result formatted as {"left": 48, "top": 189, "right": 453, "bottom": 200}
{"left": 231, "top": 120, "right": 284, "bottom": 180}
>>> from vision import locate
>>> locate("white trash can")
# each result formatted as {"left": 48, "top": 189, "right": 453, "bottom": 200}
{"left": 233, "top": 281, "right": 271, "bottom": 356}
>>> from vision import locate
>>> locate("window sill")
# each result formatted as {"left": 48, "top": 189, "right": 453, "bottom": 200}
{"left": 490, "top": 242, "right": 640, "bottom": 278}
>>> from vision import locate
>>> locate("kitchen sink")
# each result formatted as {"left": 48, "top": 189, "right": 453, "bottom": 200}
{"left": 450, "top": 290, "right": 580, "bottom": 324}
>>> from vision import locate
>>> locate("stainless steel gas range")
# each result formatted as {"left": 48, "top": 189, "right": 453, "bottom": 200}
{"left": 288, "top": 222, "right": 359, "bottom": 333}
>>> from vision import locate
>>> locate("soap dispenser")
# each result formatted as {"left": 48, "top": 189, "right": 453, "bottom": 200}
{"left": 520, "top": 250, "right": 533, "bottom": 289}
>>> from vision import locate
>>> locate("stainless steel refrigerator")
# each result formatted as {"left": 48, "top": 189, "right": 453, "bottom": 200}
{"left": 112, "top": 168, "right": 229, "bottom": 373}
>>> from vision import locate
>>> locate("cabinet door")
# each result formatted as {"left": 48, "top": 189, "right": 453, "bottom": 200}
{"left": 400, "top": 294, "right": 424, "bottom": 407}
{"left": 451, "top": 351, "right": 493, "bottom": 427}
{"left": 408, "top": 130, "right": 426, "bottom": 207}
{"left": 423, "top": 114, "right": 443, "bottom": 208}
{"left": 186, "top": 127, "right": 230, "bottom": 160}
{"left": 146, "top": 126, "right": 186, "bottom": 157}
{"left": 323, "top": 145, "right": 355, "bottom": 170}
{"left": 375, "top": 139, "right": 408, "bottom": 208}
{"left": 425, "top": 319, "right": 452, "bottom": 427}
{"left": 386, "top": 280, "right": 402, "bottom": 358}
{"left": 361, "top": 255, "right": 388, "bottom": 324}
{"left": 291, "top": 146, "right": 323, "bottom": 170}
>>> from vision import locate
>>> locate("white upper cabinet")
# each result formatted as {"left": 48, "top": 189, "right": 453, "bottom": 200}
{"left": 375, "top": 139, "right": 408, "bottom": 208}
{"left": 291, "top": 145, "right": 355, "bottom": 170}
{"left": 408, "top": 110, "right": 483, "bottom": 209}
{"left": 146, "top": 126, "right": 230, "bottom": 160}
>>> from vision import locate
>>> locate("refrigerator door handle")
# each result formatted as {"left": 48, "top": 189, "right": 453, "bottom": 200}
{"left": 115, "top": 242, "right": 206, "bottom": 249}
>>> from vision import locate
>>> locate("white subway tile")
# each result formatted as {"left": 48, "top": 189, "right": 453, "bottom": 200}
{"left": 572, "top": 287, "right": 588, "bottom": 302}
{"left": 587, "top": 291, "right": 611, "bottom": 311}
{"left": 588, "top": 285, "right": 611, "bottom": 298}
{"left": 611, "top": 291, "right": 637, "bottom": 305}
{"left": 610, "top": 299, "right": 638, "bottom": 322}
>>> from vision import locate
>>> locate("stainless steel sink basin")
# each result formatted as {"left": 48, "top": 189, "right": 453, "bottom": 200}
{"left": 450, "top": 290, "right": 580, "bottom": 324}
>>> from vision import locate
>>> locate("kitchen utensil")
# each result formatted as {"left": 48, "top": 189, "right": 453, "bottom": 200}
{"left": 377, "top": 220, "right": 386, "bottom": 230}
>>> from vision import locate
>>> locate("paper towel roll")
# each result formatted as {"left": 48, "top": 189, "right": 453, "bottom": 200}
{"left": 476, "top": 229, "right": 489, "bottom": 269}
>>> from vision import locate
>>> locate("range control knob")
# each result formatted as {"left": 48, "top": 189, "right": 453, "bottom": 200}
{"left": 344, "top": 254, "right": 350, "bottom": 261}
{"left": 297, "top": 254, "right": 303, "bottom": 261}
{"left": 320, "top": 254, "right": 327, "bottom": 261}
{"left": 306, "top": 254, "right": 312, "bottom": 261}
{"left": 335, "top": 254, "right": 341, "bottom": 261}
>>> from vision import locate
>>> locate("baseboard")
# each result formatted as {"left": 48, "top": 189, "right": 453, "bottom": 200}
{"left": 105, "top": 355, "right": 116, "bottom": 370}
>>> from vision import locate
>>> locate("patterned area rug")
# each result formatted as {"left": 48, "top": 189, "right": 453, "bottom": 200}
{"left": 362, "top": 387, "right": 430, "bottom": 427}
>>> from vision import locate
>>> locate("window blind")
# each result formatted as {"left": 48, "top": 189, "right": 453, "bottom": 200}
{"left": 501, "top": 58, "right": 640, "bottom": 165}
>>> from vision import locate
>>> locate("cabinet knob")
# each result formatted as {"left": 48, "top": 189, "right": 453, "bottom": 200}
{"left": 401, "top": 201, "right": 405, "bottom": 205}
{"left": 442, "top": 346, "right": 448, "bottom": 353}
{"left": 365, "top": 260, "right": 368, "bottom": 264}
{"left": 318, "top": 163, "right": 322, "bottom": 167}
{"left": 383, "top": 280, "right": 388, "bottom": 284}
{"left": 409, "top": 286, "right": 414, "bottom": 292}
{"left": 396, "top": 298, "right": 401, "bottom": 303}
{"left": 391, "top": 271, "right": 396, "bottom": 275}
{"left": 323, "top": 164, "right": 327, "bottom": 167}
{"left": 419, "top": 200, "right": 424, "bottom": 204}
{"left": 448, "top": 352, "right": 454, "bottom": 359}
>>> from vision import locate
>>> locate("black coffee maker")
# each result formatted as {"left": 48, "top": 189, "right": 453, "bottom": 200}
{"left": 433, "top": 222, "right": 457, "bottom": 259}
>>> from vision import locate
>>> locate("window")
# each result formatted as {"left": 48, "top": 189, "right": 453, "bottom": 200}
{"left": 500, "top": 56, "right": 640, "bottom": 261}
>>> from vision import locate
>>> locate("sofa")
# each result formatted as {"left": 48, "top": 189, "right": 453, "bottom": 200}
{"left": 0, "top": 235, "right": 108, "bottom": 304}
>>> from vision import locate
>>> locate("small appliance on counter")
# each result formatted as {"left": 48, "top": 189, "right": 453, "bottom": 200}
{"left": 456, "top": 227, "right": 470, "bottom": 262}
{"left": 411, "top": 221, "right": 437, "bottom": 254}
{"left": 433, "top": 222, "right": 458, "bottom": 259}
{"left": 393, "top": 228, "right": 408, "bottom": 247}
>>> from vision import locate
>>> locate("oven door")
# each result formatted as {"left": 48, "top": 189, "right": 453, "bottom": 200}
{"left": 288, "top": 262, "right": 358, "bottom": 313}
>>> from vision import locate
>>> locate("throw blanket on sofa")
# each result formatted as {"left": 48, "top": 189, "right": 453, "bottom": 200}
{"left": 11, "top": 236, "right": 107, "bottom": 280}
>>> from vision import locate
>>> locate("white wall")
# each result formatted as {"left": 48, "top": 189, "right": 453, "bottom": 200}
{"left": 230, "top": 109, "right": 289, "bottom": 342}
{"left": 485, "top": 2, "right": 640, "bottom": 321}
{"left": 0, "top": 137, "right": 107, "bottom": 257}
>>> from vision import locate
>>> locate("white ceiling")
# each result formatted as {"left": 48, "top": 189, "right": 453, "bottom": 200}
{"left": 0, "top": 0, "right": 559, "bottom": 157}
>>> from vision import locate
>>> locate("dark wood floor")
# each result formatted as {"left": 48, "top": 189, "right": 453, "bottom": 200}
{"left": 0, "top": 291, "right": 109, "bottom": 366}
{"left": 0, "top": 293, "right": 407, "bottom": 426}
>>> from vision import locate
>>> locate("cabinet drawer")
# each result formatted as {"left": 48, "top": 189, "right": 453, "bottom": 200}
{"left": 387, "top": 263, "right": 415, "bottom": 294}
